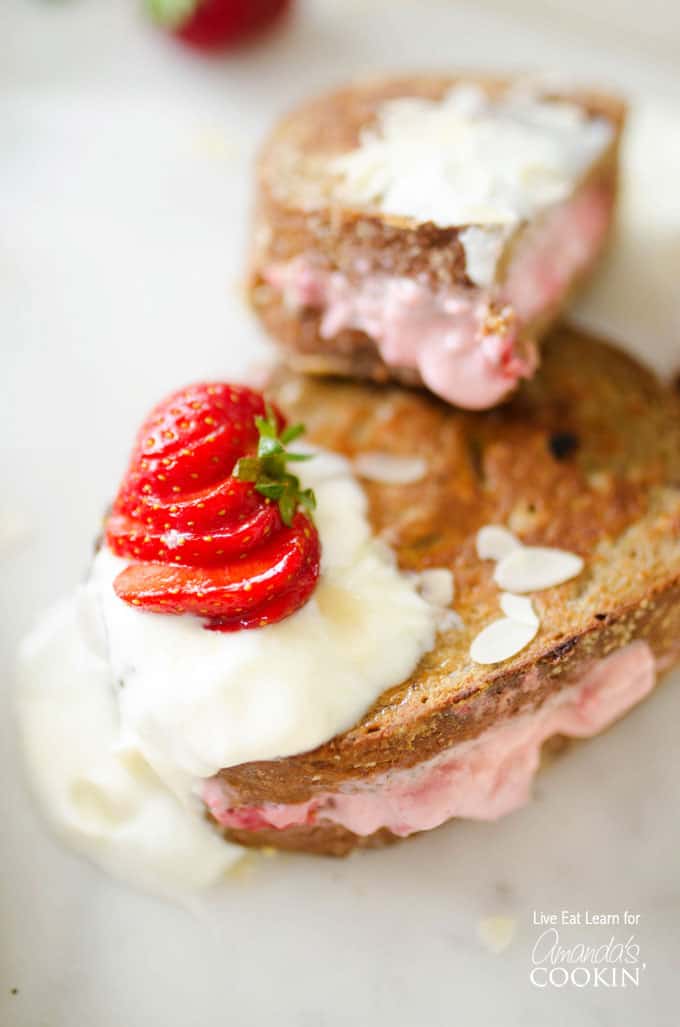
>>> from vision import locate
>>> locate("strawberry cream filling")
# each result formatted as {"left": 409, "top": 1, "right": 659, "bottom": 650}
{"left": 264, "top": 184, "right": 612, "bottom": 410}
{"left": 203, "top": 640, "right": 655, "bottom": 837}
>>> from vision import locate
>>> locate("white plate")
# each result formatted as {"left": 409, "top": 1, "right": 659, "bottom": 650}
{"left": 1, "top": 2, "right": 679, "bottom": 1024}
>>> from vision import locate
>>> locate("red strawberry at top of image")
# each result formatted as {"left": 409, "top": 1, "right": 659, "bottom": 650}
{"left": 106, "top": 382, "right": 320, "bottom": 631}
{"left": 146, "top": 0, "right": 292, "bottom": 51}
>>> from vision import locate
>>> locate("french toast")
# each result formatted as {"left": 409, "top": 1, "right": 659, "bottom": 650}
{"left": 249, "top": 74, "right": 626, "bottom": 410}
{"left": 206, "top": 326, "right": 680, "bottom": 854}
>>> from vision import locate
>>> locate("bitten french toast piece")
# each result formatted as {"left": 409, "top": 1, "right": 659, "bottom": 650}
{"left": 249, "top": 74, "right": 626, "bottom": 409}
{"left": 205, "top": 326, "right": 680, "bottom": 855}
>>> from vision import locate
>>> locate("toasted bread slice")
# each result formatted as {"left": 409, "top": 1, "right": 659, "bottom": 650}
{"left": 249, "top": 74, "right": 626, "bottom": 410}
{"left": 207, "top": 326, "right": 680, "bottom": 854}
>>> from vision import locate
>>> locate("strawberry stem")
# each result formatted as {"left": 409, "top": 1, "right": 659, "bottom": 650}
{"left": 146, "top": 0, "right": 197, "bottom": 29}
{"left": 234, "top": 404, "right": 316, "bottom": 526}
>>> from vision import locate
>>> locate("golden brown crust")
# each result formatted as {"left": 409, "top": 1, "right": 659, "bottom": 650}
{"left": 224, "top": 823, "right": 400, "bottom": 857}
{"left": 212, "top": 328, "right": 680, "bottom": 840}
{"left": 220, "top": 735, "right": 597, "bottom": 855}
{"left": 248, "top": 73, "right": 626, "bottom": 392}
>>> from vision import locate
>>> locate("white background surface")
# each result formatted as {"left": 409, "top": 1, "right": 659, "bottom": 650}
{"left": 1, "top": 2, "right": 679, "bottom": 1025}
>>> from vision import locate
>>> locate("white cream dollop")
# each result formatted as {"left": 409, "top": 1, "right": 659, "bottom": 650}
{"left": 17, "top": 591, "right": 242, "bottom": 898}
{"left": 17, "top": 448, "right": 442, "bottom": 895}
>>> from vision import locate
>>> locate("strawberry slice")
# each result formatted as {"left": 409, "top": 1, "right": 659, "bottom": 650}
{"left": 122, "top": 424, "right": 238, "bottom": 502}
{"left": 115, "top": 477, "right": 264, "bottom": 533}
{"left": 206, "top": 535, "right": 320, "bottom": 631}
{"left": 121, "top": 388, "right": 285, "bottom": 501}
{"left": 106, "top": 500, "right": 281, "bottom": 566}
{"left": 113, "top": 513, "right": 319, "bottom": 619}
{"left": 132, "top": 382, "right": 264, "bottom": 457}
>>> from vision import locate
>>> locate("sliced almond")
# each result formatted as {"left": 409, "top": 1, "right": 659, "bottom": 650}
{"left": 415, "top": 567, "right": 455, "bottom": 608}
{"left": 469, "top": 617, "right": 538, "bottom": 665}
{"left": 475, "top": 524, "right": 522, "bottom": 561}
{"left": 499, "top": 592, "right": 538, "bottom": 626}
{"left": 353, "top": 452, "right": 427, "bottom": 485}
{"left": 494, "top": 546, "right": 583, "bottom": 593}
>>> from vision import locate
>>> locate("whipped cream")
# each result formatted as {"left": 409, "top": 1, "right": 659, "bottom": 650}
{"left": 17, "top": 449, "right": 445, "bottom": 894}
{"left": 332, "top": 84, "right": 612, "bottom": 250}
{"left": 17, "top": 592, "right": 242, "bottom": 898}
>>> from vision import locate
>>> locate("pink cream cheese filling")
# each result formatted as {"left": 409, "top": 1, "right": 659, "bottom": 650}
{"left": 203, "top": 641, "right": 655, "bottom": 838}
{"left": 264, "top": 185, "right": 612, "bottom": 410}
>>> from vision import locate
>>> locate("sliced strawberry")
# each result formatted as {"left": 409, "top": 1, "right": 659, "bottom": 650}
{"left": 113, "top": 513, "right": 319, "bottom": 619}
{"left": 120, "top": 388, "right": 285, "bottom": 501}
{"left": 121, "top": 424, "right": 238, "bottom": 502}
{"left": 107, "top": 379, "right": 319, "bottom": 631}
{"left": 132, "top": 382, "right": 263, "bottom": 459}
{"left": 115, "top": 476, "right": 264, "bottom": 533}
{"left": 206, "top": 532, "right": 320, "bottom": 631}
{"left": 106, "top": 500, "right": 282, "bottom": 566}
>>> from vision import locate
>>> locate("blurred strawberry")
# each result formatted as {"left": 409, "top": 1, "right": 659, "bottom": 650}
{"left": 147, "top": 0, "right": 292, "bottom": 51}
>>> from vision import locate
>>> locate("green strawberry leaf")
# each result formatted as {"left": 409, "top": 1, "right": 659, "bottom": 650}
{"left": 234, "top": 457, "right": 259, "bottom": 482}
{"left": 280, "top": 423, "right": 306, "bottom": 445}
{"left": 234, "top": 404, "right": 317, "bottom": 526}
{"left": 284, "top": 451, "right": 313, "bottom": 462}
{"left": 258, "top": 435, "right": 284, "bottom": 458}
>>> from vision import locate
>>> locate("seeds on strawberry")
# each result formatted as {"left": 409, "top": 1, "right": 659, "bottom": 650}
{"left": 107, "top": 500, "right": 282, "bottom": 566}
{"left": 113, "top": 513, "right": 319, "bottom": 617}
{"left": 106, "top": 381, "right": 319, "bottom": 631}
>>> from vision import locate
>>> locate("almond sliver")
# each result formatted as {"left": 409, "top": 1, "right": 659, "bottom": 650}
{"left": 353, "top": 452, "right": 426, "bottom": 485}
{"left": 475, "top": 525, "right": 522, "bottom": 561}
{"left": 499, "top": 592, "right": 538, "bottom": 626}
{"left": 494, "top": 546, "right": 583, "bottom": 593}
{"left": 469, "top": 617, "right": 538, "bottom": 665}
